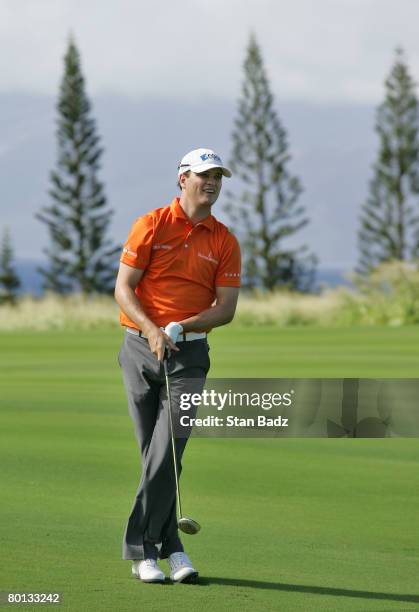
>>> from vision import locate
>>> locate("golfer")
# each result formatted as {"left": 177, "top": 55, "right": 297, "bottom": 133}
{"left": 115, "top": 148, "right": 241, "bottom": 583}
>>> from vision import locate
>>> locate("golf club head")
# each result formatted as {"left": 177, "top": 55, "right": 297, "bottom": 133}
{"left": 178, "top": 517, "right": 201, "bottom": 535}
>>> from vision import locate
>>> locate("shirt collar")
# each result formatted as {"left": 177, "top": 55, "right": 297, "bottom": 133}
{"left": 170, "top": 197, "right": 215, "bottom": 232}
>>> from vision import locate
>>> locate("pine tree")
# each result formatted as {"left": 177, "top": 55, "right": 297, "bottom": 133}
{"left": 225, "top": 34, "right": 316, "bottom": 291}
{"left": 0, "top": 228, "right": 21, "bottom": 304}
{"left": 36, "top": 37, "right": 119, "bottom": 294}
{"left": 358, "top": 47, "right": 419, "bottom": 274}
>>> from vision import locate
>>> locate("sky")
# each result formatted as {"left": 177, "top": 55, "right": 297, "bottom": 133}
{"left": 1, "top": 0, "right": 418, "bottom": 103}
{"left": 1, "top": 0, "right": 418, "bottom": 271}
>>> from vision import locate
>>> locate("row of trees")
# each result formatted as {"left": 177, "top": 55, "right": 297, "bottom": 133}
{"left": 2, "top": 36, "right": 419, "bottom": 302}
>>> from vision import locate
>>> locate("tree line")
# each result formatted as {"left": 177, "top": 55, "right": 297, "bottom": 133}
{"left": 1, "top": 35, "right": 418, "bottom": 303}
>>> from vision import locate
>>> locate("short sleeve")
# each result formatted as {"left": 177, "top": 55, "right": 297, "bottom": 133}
{"left": 120, "top": 214, "right": 154, "bottom": 270}
{"left": 215, "top": 232, "right": 241, "bottom": 287}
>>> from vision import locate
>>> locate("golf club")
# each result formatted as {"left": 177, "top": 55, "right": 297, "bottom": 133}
{"left": 163, "top": 356, "right": 201, "bottom": 535}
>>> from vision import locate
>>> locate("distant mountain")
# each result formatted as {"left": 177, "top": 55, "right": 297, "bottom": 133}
{"left": 15, "top": 260, "right": 44, "bottom": 296}
{"left": 314, "top": 268, "right": 353, "bottom": 290}
{"left": 14, "top": 260, "right": 351, "bottom": 296}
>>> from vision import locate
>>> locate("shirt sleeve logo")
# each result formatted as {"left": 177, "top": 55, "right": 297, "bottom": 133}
{"left": 122, "top": 246, "right": 137, "bottom": 258}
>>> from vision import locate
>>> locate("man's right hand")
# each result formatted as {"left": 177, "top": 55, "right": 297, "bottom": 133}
{"left": 143, "top": 323, "right": 179, "bottom": 362}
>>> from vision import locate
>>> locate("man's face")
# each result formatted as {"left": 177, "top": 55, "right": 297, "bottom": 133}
{"left": 180, "top": 168, "right": 223, "bottom": 206}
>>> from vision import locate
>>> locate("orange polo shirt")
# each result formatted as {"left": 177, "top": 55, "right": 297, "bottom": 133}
{"left": 119, "top": 197, "right": 241, "bottom": 330}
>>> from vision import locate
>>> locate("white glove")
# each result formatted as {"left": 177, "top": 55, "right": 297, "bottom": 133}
{"left": 164, "top": 321, "right": 184, "bottom": 344}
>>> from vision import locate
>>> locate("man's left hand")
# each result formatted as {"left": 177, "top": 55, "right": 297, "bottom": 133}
{"left": 164, "top": 322, "right": 184, "bottom": 344}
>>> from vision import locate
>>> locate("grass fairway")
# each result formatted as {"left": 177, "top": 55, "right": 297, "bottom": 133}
{"left": 1, "top": 326, "right": 419, "bottom": 611}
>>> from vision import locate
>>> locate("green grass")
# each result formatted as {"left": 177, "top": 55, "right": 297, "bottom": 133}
{"left": 209, "top": 326, "right": 419, "bottom": 377}
{"left": 1, "top": 326, "right": 419, "bottom": 611}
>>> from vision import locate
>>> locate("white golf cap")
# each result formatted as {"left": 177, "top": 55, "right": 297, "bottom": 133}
{"left": 177, "top": 148, "right": 232, "bottom": 178}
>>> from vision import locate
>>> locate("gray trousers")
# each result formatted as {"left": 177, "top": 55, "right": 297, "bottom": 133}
{"left": 118, "top": 331, "right": 210, "bottom": 560}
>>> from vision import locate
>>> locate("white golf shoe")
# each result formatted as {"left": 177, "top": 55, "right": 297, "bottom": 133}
{"left": 132, "top": 559, "right": 165, "bottom": 583}
{"left": 168, "top": 552, "right": 198, "bottom": 583}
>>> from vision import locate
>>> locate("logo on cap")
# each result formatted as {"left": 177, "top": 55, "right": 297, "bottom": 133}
{"left": 200, "top": 153, "right": 222, "bottom": 163}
